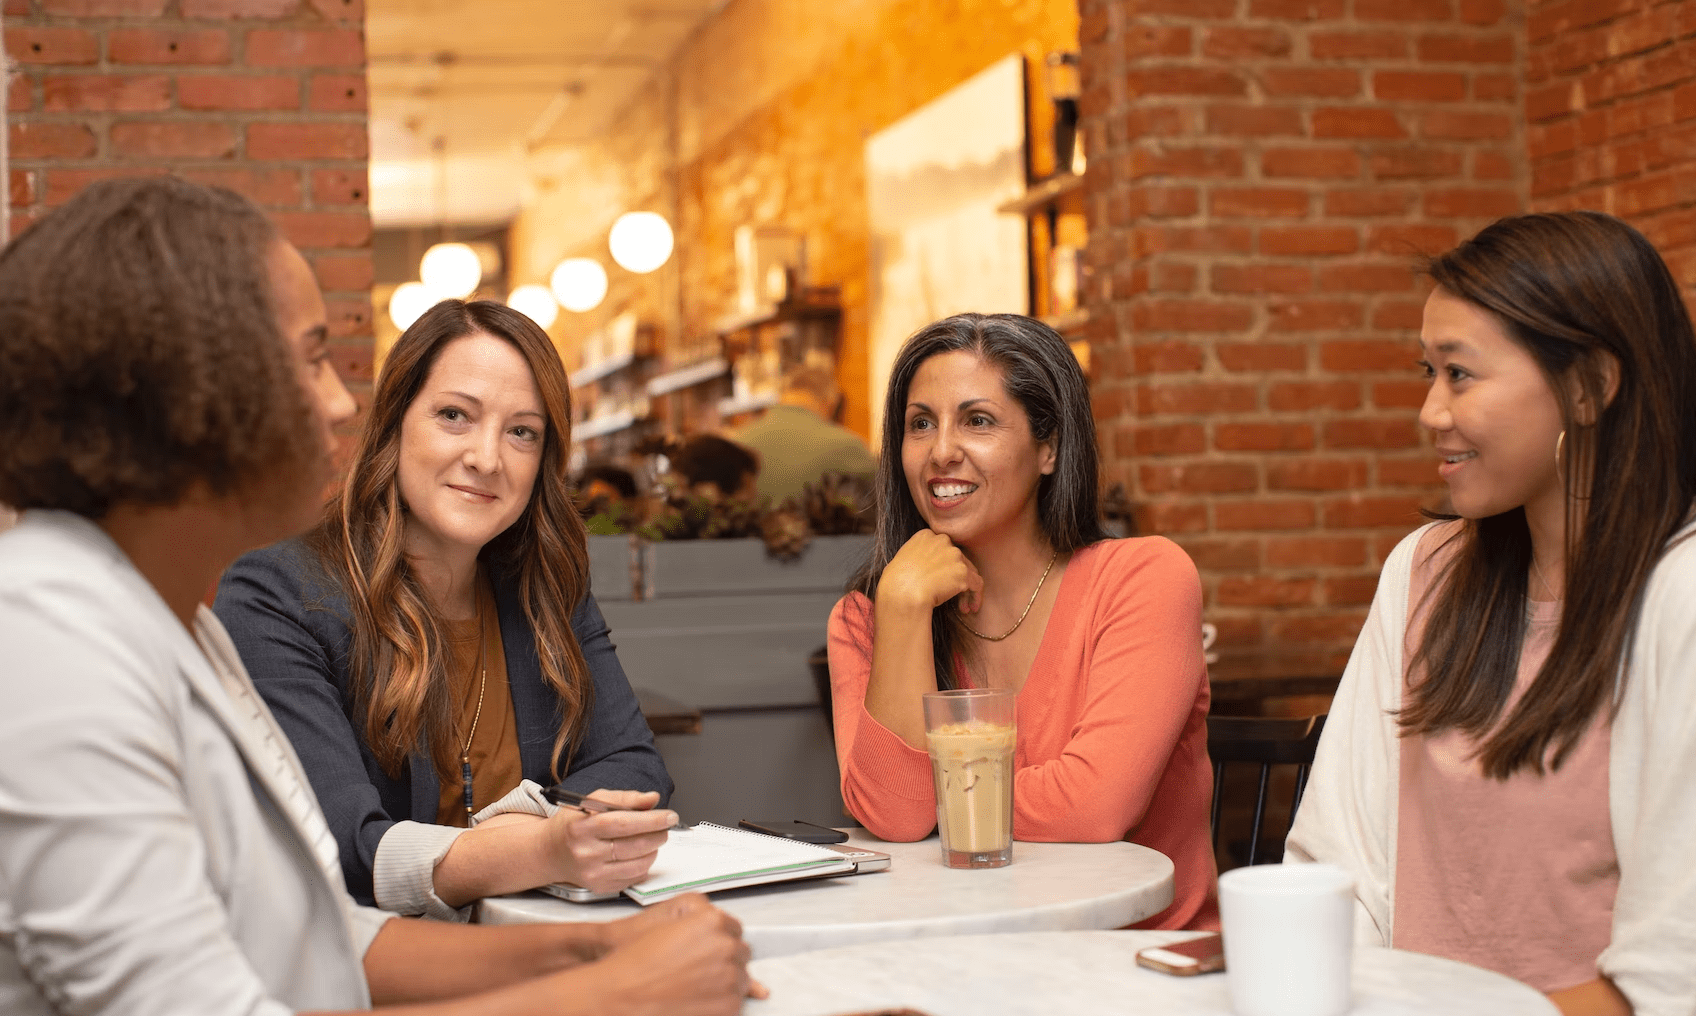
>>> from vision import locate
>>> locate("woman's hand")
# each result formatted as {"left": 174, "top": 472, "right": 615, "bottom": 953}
{"left": 863, "top": 530, "right": 982, "bottom": 750}
{"left": 433, "top": 788, "right": 675, "bottom": 907}
{"left": 536, "top": 789, "right": 674, "bottom": 894}
{"left": 591, "top": 894, "right": 765, "bottom": 1016}
{"left": 877, "top": 529, "right": 983, "bottom": 616}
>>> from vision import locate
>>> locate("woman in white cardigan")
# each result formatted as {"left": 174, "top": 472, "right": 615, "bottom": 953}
{"left": 0, "top": 177, "right": 755, "bottom": 1015}
{"left": 1287, "top": 211, "right": 1696, "bottom": 1016}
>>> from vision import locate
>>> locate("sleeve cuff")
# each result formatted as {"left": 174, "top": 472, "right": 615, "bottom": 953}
{"left": 471, "top": 779, "right": 555, "bottom": 824}
{"left": 344, "top": 900, "right": 396, "bottom": 957}
{"left": 846, "top": 704, "right": 935, "bottom": 802}
{"left": 373, "top": 820, "right": 472, "bottom": 922}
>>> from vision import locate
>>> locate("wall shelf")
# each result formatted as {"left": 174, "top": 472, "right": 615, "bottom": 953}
{"left": 572, "top": 410, "right": 642, "bottom": 442}
{"left": 996, "top": 172, "right": 1085, "bottom": 215}
{"left": 717, "top": 392, "right": 779, "bottom": 417}
{"left": 646, "top": 357, "right": 730, "bottom": 397}
{"left": 569, "top": 350, "right": 638, "bottom": 389}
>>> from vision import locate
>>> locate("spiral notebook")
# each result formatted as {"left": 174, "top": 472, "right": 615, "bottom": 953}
{"left": 566, "top": 821, "right": 860, "bottom": 906}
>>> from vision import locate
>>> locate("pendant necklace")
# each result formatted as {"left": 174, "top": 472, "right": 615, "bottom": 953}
{"left": 459, "top": 589, "right": 488, "bottom": 824}
{"left": 963, "top": 550, "right": 1059, "bottom": 642}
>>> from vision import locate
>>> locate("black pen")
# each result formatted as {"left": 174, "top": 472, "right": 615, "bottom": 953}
{"left": 543, "top": 785, "right": 693, "bottom": 830}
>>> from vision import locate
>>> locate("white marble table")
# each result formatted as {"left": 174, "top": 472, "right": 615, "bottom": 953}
{"left": 744, "top": 930, "right": 1560, "bottom": 1016}
{"left": 476, "top": 829, "right": 1175, "bottom": 960}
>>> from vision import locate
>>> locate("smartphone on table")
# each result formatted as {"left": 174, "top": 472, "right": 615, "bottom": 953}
{"left": 737, "top": 818, "right": 850, "bottom": 844}
{"left": 1135, "top": 932, "right": 1225, "bottom": 976}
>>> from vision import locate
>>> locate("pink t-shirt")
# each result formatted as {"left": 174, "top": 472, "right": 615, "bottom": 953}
{"left": 1394, "top": 524, "right": 1618, "bottom": 992}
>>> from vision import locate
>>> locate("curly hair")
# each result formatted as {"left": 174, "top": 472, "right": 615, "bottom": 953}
{"left": 0, "top": 177, "right": 317, "bottom": 517}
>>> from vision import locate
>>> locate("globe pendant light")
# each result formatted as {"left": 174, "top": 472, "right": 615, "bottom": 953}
{"left": 420, "top": 241, "right": 482, "bottom": 298}
{"left": 388, "top": 281, "right": 437, "bottom": 331}
{"left": 550, "top": 257, "right": 608, "bottom": 313}
{"left": 608, "top": 211, "right": 674, "bottom": 274}
{"left": 508, "top": 284, "right": 559, "bottom": 328}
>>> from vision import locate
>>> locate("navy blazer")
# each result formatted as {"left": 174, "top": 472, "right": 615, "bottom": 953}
{"left": 213, "top": 538, "right": 672, "bottom": 907}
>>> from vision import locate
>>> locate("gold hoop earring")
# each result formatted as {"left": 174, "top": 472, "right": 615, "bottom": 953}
{"left": 1555, "top": 429, "right": 1567, "bottom": 485}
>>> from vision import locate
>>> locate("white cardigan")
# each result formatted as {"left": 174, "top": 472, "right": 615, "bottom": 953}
{"left": 1287, "top": 522, "right": 1696, "bottom": 1016}
{"left": 0, "top": 512, "right": 392, "bottom": 1015}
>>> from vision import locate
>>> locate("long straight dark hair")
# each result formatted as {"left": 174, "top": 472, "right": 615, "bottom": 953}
{"left": 308, "top": 300, "right": 594, "bottom": 785}
{"left": 849, "top": 313, "right": 1108, "bottom": 688}
{"left": 1401, "top": 212, "right": 1696, "bottom": 778}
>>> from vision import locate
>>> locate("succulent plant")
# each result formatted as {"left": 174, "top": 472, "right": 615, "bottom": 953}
{"left": 789, "top": 471, "right": 875, "bottom": 536}
{"left": 760, "top": 505, "right": 812, "bottom": 562}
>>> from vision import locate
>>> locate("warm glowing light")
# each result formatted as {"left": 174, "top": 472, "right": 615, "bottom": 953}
{"left": 419, "top": 242, "right": 482, "bottom": 298}
{"left": 508, "top": 284, "right": 559, "bottom": 328}
{"left": 608, "top": 211, "right": 674, "bottom": 274}
{"left": 550, "top": 257, "right": 609, "bottom": 313}
{"left": 388, "top": 281, "right": 437, "bottom": 331}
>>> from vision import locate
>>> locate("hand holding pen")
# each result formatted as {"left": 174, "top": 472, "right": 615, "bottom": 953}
{"left": 545, "top": 784, "right": 693, "bottom": 830}
{"left": 529, "top": 787, "right": 678, "bottom": 893}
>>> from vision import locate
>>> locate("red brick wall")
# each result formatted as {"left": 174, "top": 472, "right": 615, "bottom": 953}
{"left": 1525, "top": 0, "right": 1696, "bottom": 307}
{"left": 1077, "top": 0, "right": 1525, "bottom": 676}
{"left": 5, "top": 0, "right": 373, "bottom": 401}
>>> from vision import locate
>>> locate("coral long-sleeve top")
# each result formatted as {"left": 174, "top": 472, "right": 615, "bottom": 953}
{"left": 827, "top": 536, "right": 1220, "bottom": 930}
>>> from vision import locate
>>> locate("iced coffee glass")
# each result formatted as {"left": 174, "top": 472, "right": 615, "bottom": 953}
{"left": 922, "top": 687, "right": 1017, "bottom": 868}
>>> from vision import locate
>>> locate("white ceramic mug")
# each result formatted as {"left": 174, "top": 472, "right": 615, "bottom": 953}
{"left": 1218, "top": 863, "right": 1354, "bottom": 1016}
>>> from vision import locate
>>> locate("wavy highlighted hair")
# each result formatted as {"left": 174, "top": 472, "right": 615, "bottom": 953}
{"left": 308, "top": 300, "right": 593, "bottom": 784}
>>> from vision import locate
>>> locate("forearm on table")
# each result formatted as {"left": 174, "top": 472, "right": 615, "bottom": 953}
{"left": 839, "top": 709, "right": 936, "bottom": 841}
{"left": 360, "top": 918, "right": 607, "bottom": 1008}
{"left": 431, "top": 820, "right": 551, "bottom": 908}
{"left": 864, "top": 595, "right": 937, "bottom": 749}
{"left": 1013, "top": 770, "right": 1148, "bottom": 842}
{"left": 1008, "top": 717, "right": 1184, "bottom": 841}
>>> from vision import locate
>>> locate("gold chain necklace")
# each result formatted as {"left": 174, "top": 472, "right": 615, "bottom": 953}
{"left": 963, "top": 551, "right": 1059, "bottom": 642}
{"left": 458, "top": 588, "right": 488, "bottom": 824}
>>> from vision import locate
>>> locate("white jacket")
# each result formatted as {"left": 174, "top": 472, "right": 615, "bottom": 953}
{"left": 1287, "top": 522, "right": 1696, "bottom": 1016}
{"left": 0, "top": 512, "right": 392, "bottom": 1015}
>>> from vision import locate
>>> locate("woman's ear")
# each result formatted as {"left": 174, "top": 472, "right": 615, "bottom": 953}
{"left": 1039, "top": 437, "right": 1058, "bottom": 477}
{"left": 1569, "top": 349, "right": 1622, "bottom": 425}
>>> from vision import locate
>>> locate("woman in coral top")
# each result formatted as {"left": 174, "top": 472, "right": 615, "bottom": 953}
{"left": 828, "top": 312, "right": 1217, "bottom": 929}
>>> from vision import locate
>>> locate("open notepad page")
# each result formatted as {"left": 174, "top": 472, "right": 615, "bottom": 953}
{"left": 622, "top": 821, "right": 858, "bottom": 905}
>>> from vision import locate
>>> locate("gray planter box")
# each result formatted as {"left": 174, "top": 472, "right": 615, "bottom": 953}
{"left": 641, "top": 533, "right": 872, "bottom": 599}
{"left": 601, "top": 591, "right": 845, "bottom": 709}
{"left": 586, "top": 534, "right": 638, "bottom": 601}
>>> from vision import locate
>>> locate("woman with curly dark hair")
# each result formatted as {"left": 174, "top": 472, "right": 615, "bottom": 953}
{"left": 215, "top": 300, "right": 674, "bottom": 919}
{"left": 0, "top": 177, "right": 751, "bottom": 1014}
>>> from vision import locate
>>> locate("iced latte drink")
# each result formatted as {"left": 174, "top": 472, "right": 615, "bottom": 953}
{"left": 922, "top": 688, "right": 1017, "bottom": 868}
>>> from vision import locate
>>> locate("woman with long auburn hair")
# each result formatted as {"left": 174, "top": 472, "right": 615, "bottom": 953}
{"left": 828, "top": 313, "right": 1218, "bottom": 930}
{"left": 1287, "top": 211, "right": 1696, "bottom": 1016}
{"left": 216, "top": 299, "right": 674, "bottom": 919}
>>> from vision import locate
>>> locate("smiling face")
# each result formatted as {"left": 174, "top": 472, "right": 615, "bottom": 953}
{"left": 397, "top": 331, "right": 546, "bottom": 564}
{"left": 1418, "top": 287, "right": 1567, "bottom": 522}
{"left": 900, "top": 350, "right": 1056, "bottom": 551}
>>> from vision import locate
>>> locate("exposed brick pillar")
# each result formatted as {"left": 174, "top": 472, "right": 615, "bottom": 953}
{"left": 4, "top": 0, "right": 373, "bottom": 404}
{"left": 1525, "top": 0, "right": 1696, "bottom": 308}
{"left": 1078, "top": 0, "right": 1526, "bottom": 676}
